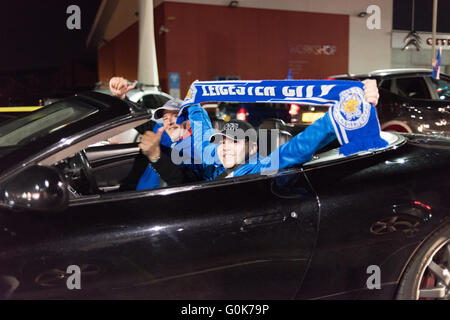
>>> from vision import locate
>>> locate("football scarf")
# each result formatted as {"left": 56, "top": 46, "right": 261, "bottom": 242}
{"left": 180, "top": 80, "right": 388, "bottom": 156}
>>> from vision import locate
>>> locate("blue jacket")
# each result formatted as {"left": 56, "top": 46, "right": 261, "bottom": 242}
{"left": 201, "top": 113, "right": 336, "bottom": 180}
{"left": 136, "top": 122, "right": 171, "bottom": 190}
{"left": 136, "top": 104, "right": 218, "bottom": 190}
{"left": 138, "top": 107, "right": 336, "bottom": 186}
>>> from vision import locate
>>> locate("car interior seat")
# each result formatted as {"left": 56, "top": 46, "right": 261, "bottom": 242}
{"left": 258, "top": 118, "right": 341, "bottom": 157}
{"left": 258, "top": 118, "right": 293, "bottom": 157}
{"left": 211, "top": 118, "right": 226, "bottom": 131}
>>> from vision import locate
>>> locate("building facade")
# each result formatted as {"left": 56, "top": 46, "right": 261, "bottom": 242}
{"left": 88, "top": 0, "right": 394, "bottom": 95}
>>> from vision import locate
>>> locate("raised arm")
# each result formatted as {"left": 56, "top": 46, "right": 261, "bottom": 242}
{"left": 175, "top": 104, "right": 218, "bottom": 166}
{"left": 234, "top": 114, "right": 336, "bottom": 177}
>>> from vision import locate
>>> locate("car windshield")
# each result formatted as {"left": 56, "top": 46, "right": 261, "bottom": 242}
{"left": 429, "top": 76, "right": 450, "bottom": 100}
{"left": 0, "top": 100, "right": 98, "bottom": 148}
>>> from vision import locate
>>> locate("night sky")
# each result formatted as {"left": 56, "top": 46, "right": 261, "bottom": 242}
{"left": 0, "top": 0, "right": 448, "bottom": 105}
{"left": 0, "top": 0, "right": 101, "bottom": 72}
{"left": 1, "top": 0, "right": 448, "bottom": 73}
{"left": 394, "top": 0, "right": 450, "bottom": 32}
{"left": 0, "top": 0, "right": 101, "bottom": 105}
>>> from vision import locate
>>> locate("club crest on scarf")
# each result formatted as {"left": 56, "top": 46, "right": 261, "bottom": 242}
{"left": 183, "top": 85, "right": 197, "bottom": 105}
{"left": 333, "top": 87, "right": 371, "bottom": 130}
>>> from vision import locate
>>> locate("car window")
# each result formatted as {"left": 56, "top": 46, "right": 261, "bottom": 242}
{"left": 41, "top": 118, "right": 148, "bottom": 167}
{"left": 92, "top": 128, "right": 140, "bottom": 146}
{"left": 428, "top": 77, "right": 450, "bottom": 100}
{"left": 395, "top": 77, "right": 431, "bottom": 99}
{"left": 0, "top": 101, "right": 98, "bottom": 149}
{"left": 139, "top": 94, "right": 170, "bottom": 109}
{"left": 380, "top": 79, "right": 392, "bottom": 91}
{"left": 41, "top": 119, "right": 148, "bottom": 197}
{"left": 89, "top": 94, "right": 168, "bottom": 147}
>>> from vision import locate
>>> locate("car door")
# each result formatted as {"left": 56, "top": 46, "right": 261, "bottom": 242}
{"left": 3, "top": 167, "right": 320, "bottom": 299}
{"left": 393, "top": 76, "right": 431, "bottom": 100}
{"left": 84, "top": 143, "right": 142, "bottom": 192}
{"left": 295, "top": 132, "right": 450, "bottom": 299}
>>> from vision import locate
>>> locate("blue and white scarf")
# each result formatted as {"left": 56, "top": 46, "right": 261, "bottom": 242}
{"left": 180, "top": 80, "right": 388, "bottom": 156}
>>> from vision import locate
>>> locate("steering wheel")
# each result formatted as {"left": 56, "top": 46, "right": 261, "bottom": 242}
{"left": 74, "top": 150, "right": 99, "bottom": 194}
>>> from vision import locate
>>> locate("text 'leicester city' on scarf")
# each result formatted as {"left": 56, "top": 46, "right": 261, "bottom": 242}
{"left": 180, "top": 80, "right": 388, "bottom": 156}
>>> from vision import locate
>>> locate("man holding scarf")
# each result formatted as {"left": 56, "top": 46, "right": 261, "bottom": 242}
{"left": 109, "top": 77, "right": 217, "bottom": 189}
{"left": 139, "top": 79, "right": 383, "bottom": 183}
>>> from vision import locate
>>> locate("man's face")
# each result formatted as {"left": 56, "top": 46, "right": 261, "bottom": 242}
{"left": 217, "top": 138, "right": 250, "bottom": 169}
{"left": 162, "top": 110, "right": 189, "bottom": 142}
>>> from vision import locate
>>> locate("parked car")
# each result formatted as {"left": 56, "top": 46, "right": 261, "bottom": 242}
{"left": 329, "top": 68, "right": 450, "bottom": 136}
{"left": 0, "top": 89, "right": 449, "bottom": 300}
{"left": 94, "top": 81, "right": 173, "bottom": 111}
{"left": 93, "top": 82, "right": 172, "bottom": 144}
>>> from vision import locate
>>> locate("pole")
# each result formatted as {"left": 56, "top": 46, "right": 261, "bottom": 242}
{"left": 138, "top": 0, "right": 159, "bottom": 86}
{"left": 431, "top": 0, "right": 438, "bottom": 62}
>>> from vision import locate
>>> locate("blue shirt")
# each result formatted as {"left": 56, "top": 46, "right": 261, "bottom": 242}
{"left": 136, "top": 104, "right": 219, "bottom": 190}
{"left": 200, "top": 113, "right": 336, "bottom": 180}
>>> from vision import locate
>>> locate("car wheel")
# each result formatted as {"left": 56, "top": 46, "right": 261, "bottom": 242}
{"left": 396, "top": 223, "right": 450, "bottom": 300}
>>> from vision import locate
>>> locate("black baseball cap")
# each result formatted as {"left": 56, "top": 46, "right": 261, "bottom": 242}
{"left": 210, "top": 120, "right": 257, "bottom": 144}
{"left": 153, "top": 98, "right": 184, "bottom": 120}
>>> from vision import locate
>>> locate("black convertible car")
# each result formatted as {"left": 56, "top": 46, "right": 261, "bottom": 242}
{"left": 0, "top": 91, "right": 449, "bottom": 300}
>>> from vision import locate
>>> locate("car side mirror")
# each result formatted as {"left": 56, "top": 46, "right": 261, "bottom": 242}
{"left": 1, "top": 166, "right": 69, "bottom": 212}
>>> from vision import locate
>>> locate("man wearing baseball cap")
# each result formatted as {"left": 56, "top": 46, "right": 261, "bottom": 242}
{"left": 141, "top": 113, "right": 332, "bottom": 182}
{"left": 208, "top": 120, "right": 259, "bottom": 178}
{"left": 141, "top": 119, "right": 257, "bottom": 184}
{"left": 114, "top": 77, "right": 381, "bottom": 184}
{"left": 137, "top": 80, "right": 381, "bottom": 182}
{"left": 109, "top": 77, "right": 216, "bottom": 190}
{"left": 153, "top": 98, "right": 184, "bottom": 118}
{"left": 136, "top": 98, "right": 188, "bottom": 190}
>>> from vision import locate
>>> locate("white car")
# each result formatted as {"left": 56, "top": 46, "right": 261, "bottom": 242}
{"left": 94, "top": 82, "right": 173, "bottom": 144}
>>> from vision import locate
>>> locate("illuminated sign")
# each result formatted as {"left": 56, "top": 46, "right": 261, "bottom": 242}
{"left": 392, "top": 31, "right": 450, "bottom": 50}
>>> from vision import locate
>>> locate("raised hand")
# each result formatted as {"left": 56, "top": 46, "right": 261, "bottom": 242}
{"left": 109, "top": 77, "right": 135, "bottom": 99}
{"left": 362, "top": 79, "right": 379, "bottom": 106}
{"left": 139, "top": 127, "right": 164, "bottom": 161}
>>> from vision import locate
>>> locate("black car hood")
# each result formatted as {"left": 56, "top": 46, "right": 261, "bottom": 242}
{"left": 0, "top": 92, "right": 149, "bottom": 177}
{"left": 0, "top": 147, "right": 17, "bottom": 158}
{"left": 404, "top": 133, "right": 450, "bottom": 147}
